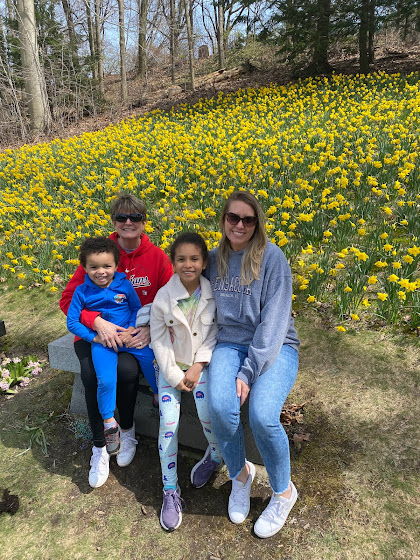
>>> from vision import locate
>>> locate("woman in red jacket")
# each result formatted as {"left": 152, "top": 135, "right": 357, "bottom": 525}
{"left": 60, "top": 193, "right": 173, "bottom": 488}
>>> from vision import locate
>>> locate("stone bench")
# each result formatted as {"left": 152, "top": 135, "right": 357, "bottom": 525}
{"left": 48, "top": 333, "right": 262, "bottom": 464}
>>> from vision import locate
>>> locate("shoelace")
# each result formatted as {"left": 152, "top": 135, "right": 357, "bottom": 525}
{"left": 164, "top": 491, "right": 186, "bottom": 513}
{"left": 90, "top": 450, "right": 108, "bottom": 471}
{"left": 230, "top": 480, "right": 249, "bottom": 506}
{"left": 260, "top": 496, "right": 286, "bottom": 521}
{"left": 120, "top": 433, "right": 137, "bottom": 446}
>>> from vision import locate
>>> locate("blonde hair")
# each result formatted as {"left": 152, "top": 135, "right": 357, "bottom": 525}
{"left": 217, "top": 191, "right": 267, "bottom": 285}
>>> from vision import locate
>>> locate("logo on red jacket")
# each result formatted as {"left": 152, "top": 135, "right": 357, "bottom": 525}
{"left": 129, "top": 275, "right": 151, "bottom": 288}
{"left": 114, "top": 294, "right": 126, "bottom": 304}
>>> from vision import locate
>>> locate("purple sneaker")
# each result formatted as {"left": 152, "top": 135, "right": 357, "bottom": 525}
{"left": 160, "top": 487, "right": 185, "bottom": 531}
{"left": 190, "top": 446, "right": 222, "bottom": 488}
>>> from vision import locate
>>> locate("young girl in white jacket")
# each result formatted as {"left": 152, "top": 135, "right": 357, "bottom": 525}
{"left": 150, "top": 232, "right": 222, "bottom": 532}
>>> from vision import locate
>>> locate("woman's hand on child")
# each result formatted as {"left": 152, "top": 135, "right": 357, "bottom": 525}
{"left": 122, "top": 326, "right": 151, "bottom": 349}
{"left": 93, "top": 316, "right": 126, "bottom": 351}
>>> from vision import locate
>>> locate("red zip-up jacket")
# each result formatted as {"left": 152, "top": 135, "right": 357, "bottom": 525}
{"left": 60, "top": 232, "right": 173, "bottom": 330}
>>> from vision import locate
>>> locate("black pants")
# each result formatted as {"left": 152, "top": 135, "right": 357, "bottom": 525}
{"left": 74, "top": 339, "right": 140, "bottom": 448}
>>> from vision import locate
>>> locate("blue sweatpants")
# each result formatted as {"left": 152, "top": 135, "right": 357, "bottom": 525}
{"left": 91, "top": 341, "right": 158, "bottom": 420}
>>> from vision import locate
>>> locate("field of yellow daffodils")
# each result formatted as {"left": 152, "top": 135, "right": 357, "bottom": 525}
{"left": 1, "top": 72, "right": 419, "bottom": 329}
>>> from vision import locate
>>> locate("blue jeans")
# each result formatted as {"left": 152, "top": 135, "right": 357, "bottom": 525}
{"left": 208, "top": 343, "right": 298, "bottom": 494}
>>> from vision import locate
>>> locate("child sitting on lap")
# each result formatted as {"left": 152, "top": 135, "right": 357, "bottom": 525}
{"left": 150, "top": 232, "right": 222, "bottom": 532}
{"left": 67, "top": 237, "right": 158, "bottom": 455}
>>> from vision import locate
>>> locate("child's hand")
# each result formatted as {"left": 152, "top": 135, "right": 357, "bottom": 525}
{"left": 118, "top": 326, "right": 135, "bottom": 346}
{"left": 176, "top": 377, "right": 191, "bottom": 392}
{"left": 184, "top": 363, "right": 204, "bottom": 390}
{"left": 168, "top": 326, "right": 175, "bottom": 343}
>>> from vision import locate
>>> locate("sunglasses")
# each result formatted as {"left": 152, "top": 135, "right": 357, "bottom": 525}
{"left": 114, "top": 213, "right": 145, "bottom": 223}
{"left": 225, "top": 212, "right": 258, "bottom": 228}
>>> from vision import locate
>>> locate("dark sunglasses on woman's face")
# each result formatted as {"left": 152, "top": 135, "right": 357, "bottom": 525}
{"left": 114, "top": 213, "right": 145, "bottom": 223}
{"left": 225, "top": 212, "right": 258, "bottom": 228}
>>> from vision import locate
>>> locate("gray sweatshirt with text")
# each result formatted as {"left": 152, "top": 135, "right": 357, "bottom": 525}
{"left": 205, "top": 241, "right": 300, "bottom": 386}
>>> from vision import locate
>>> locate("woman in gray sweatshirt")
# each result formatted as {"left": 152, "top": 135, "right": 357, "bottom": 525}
{"left": 206, "top": 190, "right": 300, "bottom": 539}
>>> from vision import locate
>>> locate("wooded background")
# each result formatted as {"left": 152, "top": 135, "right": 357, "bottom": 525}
{"left": 1, "top": 0, "right": 419, "bottom": 141}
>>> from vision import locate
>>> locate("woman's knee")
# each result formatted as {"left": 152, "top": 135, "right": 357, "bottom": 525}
{"left": 249, "top": 401, "right": 280, "bottom": 435}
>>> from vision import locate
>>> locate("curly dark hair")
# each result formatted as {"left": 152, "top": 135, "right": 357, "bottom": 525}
{"left": 169, "top": 231, "right": 208, "bottom": 263}
{"left": 79, "top": 237, "right": 120, "bottom": 268}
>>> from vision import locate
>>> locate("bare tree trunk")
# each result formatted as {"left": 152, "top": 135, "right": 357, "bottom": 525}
{"left": 61, "top": 0, "right": 80, "bottom": 70}
{"left": 85, "top": 0, "right": 97, "bottom": 80}
{"left": 359, "top": 0, "right": 369, "bottom": 73}
{"left": 183, "top": 0, "right": 194, "bottom": 90}
{"left": 174, "top": 0, "right": 183, "bottom": 60}
{"left": 6, "top": 0, "right": 14, "bottom": 19}
{"left": 117, "top": 0, "right": 127, "bottom": 101}
{"left": 368, "top": 0, "right": 375, "bottom": 65}
{"left": 199, "top": 0, "right": 215, "bottom": 53}
{"left": 137, "top": 0, "right": 148, "bottom": 78}
{"left": 217, "top": 0, "right": 225, "bottom": 69}
{"left": 0, "top": 18, "right": 6, "bottom": 67}
{"left": 308, "top": 0, "right": 332, "bottom": 74}
{"left": 189, "top": 0, "right": 194, "bottom": 49}
{"left": 170, "top": 0, "right": 176, "bottom": 83}
{"left": 94, "top": 0, "right": 104, "bottom": 96}
{"left": 61, "top": 0, "right": 76, "bottom": 44}
{"left": 16, "top": 0, "right": 51, "bottom": 135}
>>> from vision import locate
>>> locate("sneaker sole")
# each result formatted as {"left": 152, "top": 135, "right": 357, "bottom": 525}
{"left": 116, "top": 451, "right": 135, "bottom": 467}
{"left": 160, "top": 509, "right": 183, "bottom": 532}
{"left": 254, "top": 487, "right": 298, "bottom": 538}
{"left": 89, "top": 473, "right": 109, "bottom": 489}
{"left": 106, "top": 443, "right": 121, "bottom": 456}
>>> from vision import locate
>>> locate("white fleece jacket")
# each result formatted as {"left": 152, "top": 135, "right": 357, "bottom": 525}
{"left": 150, "top": 273, "right": 218, "bottom": 388}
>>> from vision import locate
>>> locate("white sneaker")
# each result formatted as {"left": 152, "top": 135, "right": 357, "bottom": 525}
{"left": 116, "top": 425, "right": 138, "bottom": 467}
{"left": 254, "top": 482, "right": 298, "bottom": 538}
{"left": 228, "top": 460, "right": 256, "bottom": 524}
{"left": 88, "top": 446, "right": 110, "bottom": 488}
